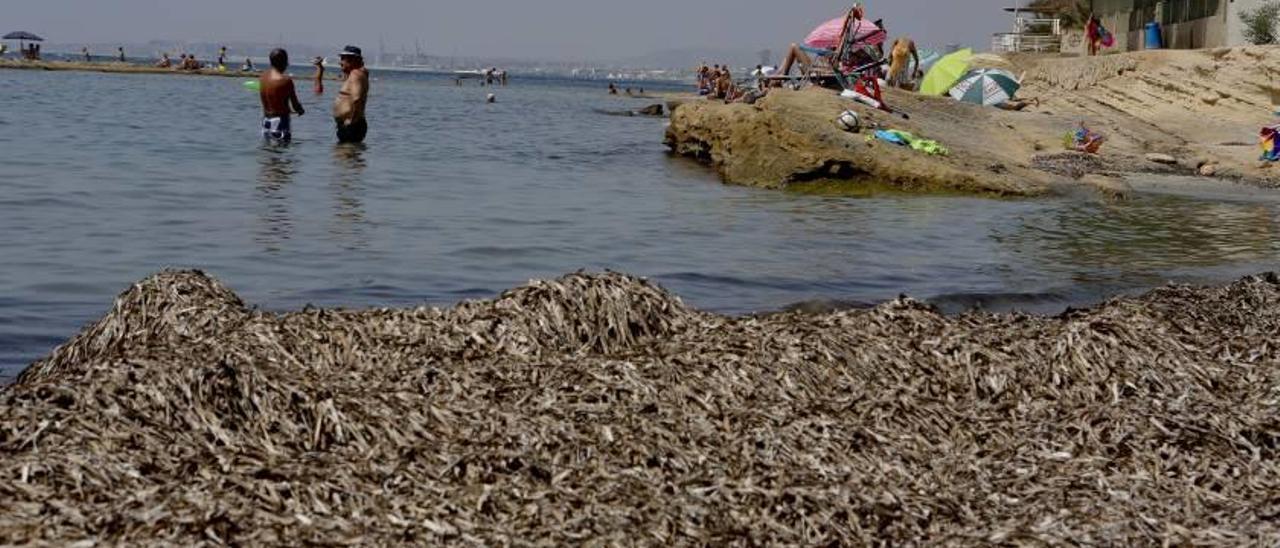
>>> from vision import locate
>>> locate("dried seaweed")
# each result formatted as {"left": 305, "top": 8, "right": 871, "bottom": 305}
{"left": 3, "top": 270, "right": 1280, "bottom": 545}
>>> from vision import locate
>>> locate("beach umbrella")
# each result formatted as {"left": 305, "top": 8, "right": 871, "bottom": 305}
{"left": 804, "top": 18, "right": 885, "bottom": 50}
{"left": 915, "top": 49, "right": 941, "bottom": 75}
{"left": 3, "top": 31, "right": 43, "bottom": 51}
{"left": 919, "top": 48, "right": 973, "bottom": 96}
{"left": 948, "top": 68, "right": 1021, "bottom": 106}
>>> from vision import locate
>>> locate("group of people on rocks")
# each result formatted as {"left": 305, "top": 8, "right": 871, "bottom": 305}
{"left": 693, "top": 3, "right": 927, "bottom": 104}
{"left": 695, "top": 64, "right": 741, "bottom": 100}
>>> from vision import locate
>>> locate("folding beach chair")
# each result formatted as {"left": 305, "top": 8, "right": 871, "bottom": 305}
{"left": 830, "top": 20, "right": 889, "bottom": 106}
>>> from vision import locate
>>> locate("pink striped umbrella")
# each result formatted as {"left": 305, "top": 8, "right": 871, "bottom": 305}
{"left": 804, "top": 18, "right": 885, "bottom": 50}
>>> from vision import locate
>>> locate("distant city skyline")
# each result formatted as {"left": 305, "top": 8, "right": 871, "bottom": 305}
{"left": 11, "top": 0, "right": 1015, "bottom": 63}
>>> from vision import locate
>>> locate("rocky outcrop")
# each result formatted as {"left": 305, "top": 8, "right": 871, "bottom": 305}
{"left": 664, "top": 89, "right": 1054, "bottom": 195}
{"left": 665, "top": 47, "right": 1280, "bottom": 196}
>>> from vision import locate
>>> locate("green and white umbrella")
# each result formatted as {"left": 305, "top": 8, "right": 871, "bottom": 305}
{"left": 948, "top": 68, "right": 1021, "bottom": 106}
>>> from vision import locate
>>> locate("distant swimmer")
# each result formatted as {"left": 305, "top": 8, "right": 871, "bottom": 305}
{"left": 259, "top": 48, "right": 305, "bottom": 144}
{"left": 312, "top": 57, "right": 325, "bottom": 95}
{"left": 333, "top": 45, "right": 369, "bottom": 144}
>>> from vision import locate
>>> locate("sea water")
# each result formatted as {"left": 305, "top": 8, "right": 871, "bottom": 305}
{"left": 2, "top": 68, "right": 1280, "bottom": 379}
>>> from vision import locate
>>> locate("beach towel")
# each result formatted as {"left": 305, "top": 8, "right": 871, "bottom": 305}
{"left": 873, "top": 130, "right": 908, "bottom": 146}
{"left": 871, "top": 130, "right": 949, "bottom": 156}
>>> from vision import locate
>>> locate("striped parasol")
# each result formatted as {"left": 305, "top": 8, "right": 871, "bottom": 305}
{"left": 948, "top": 68, "right": 1021, "bottom": 106}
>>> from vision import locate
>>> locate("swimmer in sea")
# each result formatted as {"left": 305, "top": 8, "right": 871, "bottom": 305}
{"left": 259, "top": 48, "right": 305, "bottom": 144}
{"left": 312, "top": 57, "right": 325, "bottom": 95}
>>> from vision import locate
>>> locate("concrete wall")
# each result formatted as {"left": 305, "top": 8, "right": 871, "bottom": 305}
{"left": 1060, "top": 29, "right": 1089, "bottom": 55}
{"left": 1089, "top": 0, "right": 1263, "bottom": 51}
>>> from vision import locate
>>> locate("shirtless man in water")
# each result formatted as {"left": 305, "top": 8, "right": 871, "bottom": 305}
{"left": 259, "top": 48, "right": 305, "bottom": 143}
{"left": 333, "top": 46, "right": 369, "bottom": 144}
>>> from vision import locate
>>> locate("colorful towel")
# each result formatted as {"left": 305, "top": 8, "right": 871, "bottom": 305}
{"left": 871, "top": 129, "right": 950, "bottom": 156}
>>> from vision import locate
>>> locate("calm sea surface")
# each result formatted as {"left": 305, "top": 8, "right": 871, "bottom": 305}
{"left": 2, "top": 68, "right": 1279, "bottom": 379}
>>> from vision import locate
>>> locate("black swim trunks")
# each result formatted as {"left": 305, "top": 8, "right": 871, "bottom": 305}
{"left": 336, "top": 118, "right": 368, "bottom": 144}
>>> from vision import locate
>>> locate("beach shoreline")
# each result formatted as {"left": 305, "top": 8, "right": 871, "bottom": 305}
{"left": 0, "top": 59, "right": 261, "bottom": 78}
{"left": 666, "top": 46, "right": 1280, "bottom": 196}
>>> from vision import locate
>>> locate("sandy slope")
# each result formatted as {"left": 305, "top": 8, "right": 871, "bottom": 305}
{"left": 1020, "top": 47, "right": 1280, "bottom": 185}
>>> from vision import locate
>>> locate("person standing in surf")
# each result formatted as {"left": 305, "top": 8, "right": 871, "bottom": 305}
{"left": 333, "top": 46, "right": 369, "bottom": 144}
{"left": 312, "top": 57, "right": 326, "bottom": 95}
{"left": 259, "top": 48, "right": 305, "bottom": 144}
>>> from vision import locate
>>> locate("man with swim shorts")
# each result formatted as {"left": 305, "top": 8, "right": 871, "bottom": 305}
{"left": 333, "top": 45, "right": 370, "bottom": 144}
{"left": 887, "top": 37, "right": 920, "bottom": 90}
{"left": 259, "top": 48, "right": 305, "bottom": 143}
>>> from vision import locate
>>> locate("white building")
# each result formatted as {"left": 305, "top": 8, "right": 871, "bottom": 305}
{"left": 1090, "top": 0, "right": 1267, "bottom": 51}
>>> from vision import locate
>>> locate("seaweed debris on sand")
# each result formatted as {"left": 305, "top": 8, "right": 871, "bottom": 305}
{"left": 5, "top": 270, "right": 1280, "bottom": 544}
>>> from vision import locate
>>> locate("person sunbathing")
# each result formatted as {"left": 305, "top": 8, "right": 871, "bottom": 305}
{"left": 778, "top": 4, "right": 865, "bottom": 77}
{"left": 714, "top": 68, "right": 733, "bottom": 100}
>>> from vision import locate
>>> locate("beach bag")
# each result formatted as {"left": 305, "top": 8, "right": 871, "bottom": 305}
{"left": 1260, "top": 125, "right": 1280, "bottom": 161}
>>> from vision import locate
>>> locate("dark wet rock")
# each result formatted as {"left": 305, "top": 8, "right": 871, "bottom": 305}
{"left": 1031, "top": 152, "right": 1108, "bottom": 179}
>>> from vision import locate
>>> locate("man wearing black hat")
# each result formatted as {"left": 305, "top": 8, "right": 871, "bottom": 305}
{"left": 333, "top": 45, "right": 369, "bottom": 144}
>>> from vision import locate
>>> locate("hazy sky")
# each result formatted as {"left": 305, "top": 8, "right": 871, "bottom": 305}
{"left": 12, "top": 0, "right": 1014, "bottom": 60}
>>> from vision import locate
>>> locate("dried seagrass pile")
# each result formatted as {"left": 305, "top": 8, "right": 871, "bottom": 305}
{"left": 3, "top": 270, "right": 1280, "bottom": 545}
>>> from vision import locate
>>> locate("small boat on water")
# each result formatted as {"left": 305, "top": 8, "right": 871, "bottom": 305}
{"left": 453, "top": 68, "right": 508, "bottom": 85}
